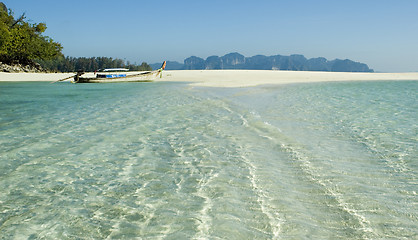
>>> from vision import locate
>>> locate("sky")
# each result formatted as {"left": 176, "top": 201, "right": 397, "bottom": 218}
{"left": 3, "top": 0, "right": 418, "bottom": 72}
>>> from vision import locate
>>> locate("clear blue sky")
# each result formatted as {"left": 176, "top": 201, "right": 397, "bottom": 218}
{"left": 4, "top": 0, "right": 418, "bottom": 72}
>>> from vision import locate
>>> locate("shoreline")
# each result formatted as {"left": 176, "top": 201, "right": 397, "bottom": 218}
{"left": 1, "top": 70, "right": 418, "bottom": 87}
{"left": 161, "top": 70, "right": 418, "bottom": 87}
{"left": 0, "top": 72, "right": 76, "bottom": 82}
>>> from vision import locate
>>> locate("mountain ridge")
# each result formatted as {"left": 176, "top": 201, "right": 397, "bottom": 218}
{"left": 151, "top": 52, "right": 373, "bottom": 72}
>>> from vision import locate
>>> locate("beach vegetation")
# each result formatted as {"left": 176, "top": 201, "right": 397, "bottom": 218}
{"left": 36, "top": 56, "right": 152, "bottom": 72}
{"left": 0, "top": 2, "right": 152, "bottom": 73}
{"left": 0, "top": 3, "right": 62, "bottom": 66}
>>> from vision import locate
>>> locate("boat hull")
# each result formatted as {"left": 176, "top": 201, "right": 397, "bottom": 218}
{"left": 72, "top": 61, "right": 166, "bottom": 83}
{"left": 73, "top": 70, "right": 161, "bottom": 83}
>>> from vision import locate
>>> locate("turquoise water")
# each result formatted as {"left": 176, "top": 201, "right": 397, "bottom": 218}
{"left": 0, "top": 80, "right": 417, "bottom": 239}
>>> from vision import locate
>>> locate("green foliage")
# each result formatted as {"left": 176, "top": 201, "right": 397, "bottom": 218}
{"left": 0, "top": 2, "right": 152, "bottom": 72}
{"left": 0, "top": 2, "right": 6, "bottom": 12}
{"left": 0, "top": 23, "right": 9, "bottom": 55}
{"left": 0, "top": 2, "right": 62, "bottom": 65}
{"left": 36, "top": 56, "right": 152, "bottom": 72}
{"left": 35, "top": 23, "right": 46, "bottom": 33}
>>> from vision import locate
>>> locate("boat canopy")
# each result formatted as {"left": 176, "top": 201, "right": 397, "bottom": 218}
{"left": 101, "top": 68, "right": 129, "bottom": 72}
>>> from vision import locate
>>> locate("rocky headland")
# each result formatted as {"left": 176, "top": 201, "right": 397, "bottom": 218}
{"left": 0, "top": 62, "right": 44, "bottom": 73}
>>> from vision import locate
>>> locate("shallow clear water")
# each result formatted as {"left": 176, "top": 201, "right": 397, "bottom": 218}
{"left": 0, "top": 80, "right": 417, "bottom": 239}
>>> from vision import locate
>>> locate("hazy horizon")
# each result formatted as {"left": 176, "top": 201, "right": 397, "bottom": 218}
{"left": 3, "top": 0, "right": 418, "bottom": 72}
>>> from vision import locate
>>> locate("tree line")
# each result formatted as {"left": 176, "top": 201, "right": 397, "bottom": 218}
{"left": 37, "top": 56, "right": 152, "bottom": 72}
{"left": 0, "top": 2, "right": 152, "bottom": 72}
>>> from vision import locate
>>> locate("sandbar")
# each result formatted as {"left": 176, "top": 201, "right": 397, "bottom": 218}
{"left": 160, "top": 70, "right": 418, "bottom": 87}
{"left": 1, "top": 70, "right": 417, "bottom": 87}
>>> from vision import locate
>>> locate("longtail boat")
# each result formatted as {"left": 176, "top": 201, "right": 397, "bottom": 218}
{"left": 52, "top": 61, "right": 166, "bottom": 83}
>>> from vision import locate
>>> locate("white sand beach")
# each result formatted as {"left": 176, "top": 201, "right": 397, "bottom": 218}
{"left": 161, "top": 70, "right": 418, "bottom": 87}
{"left": 0, "top": 72, "right": 76, "bottom": 82}
{"left": 1, "top": 70, "right": 418, "bottom": 87}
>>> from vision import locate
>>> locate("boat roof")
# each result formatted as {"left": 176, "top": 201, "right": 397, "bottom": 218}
{"left": 102, "top": 68, "right": 129, "bottom": 72}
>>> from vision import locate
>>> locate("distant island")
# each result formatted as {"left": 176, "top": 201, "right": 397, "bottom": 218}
{"left": 151, "top": 52, "right": 373, "bottom": 72}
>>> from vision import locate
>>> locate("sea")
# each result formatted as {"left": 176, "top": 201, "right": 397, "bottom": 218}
{"left": 0, "top": 80, "right": 417, "bottom": 239}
